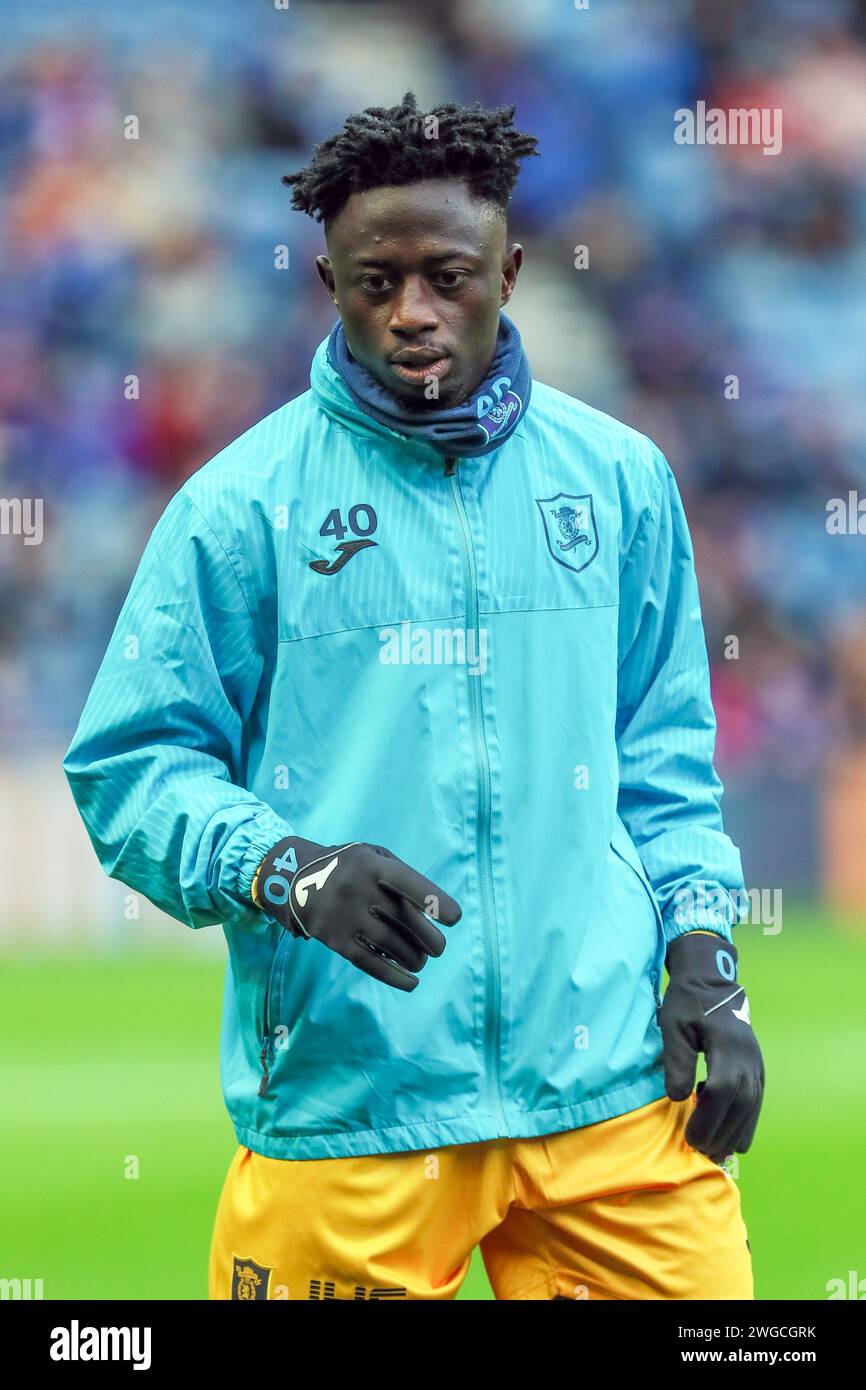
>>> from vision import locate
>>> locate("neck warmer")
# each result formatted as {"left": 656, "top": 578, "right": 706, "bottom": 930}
{"left": 325, "top": 311, "right": 531, "bottom": 458}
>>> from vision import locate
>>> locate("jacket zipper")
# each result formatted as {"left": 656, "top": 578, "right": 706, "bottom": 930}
{"left": 258, "top": 927, "right": 290, "bottom": 1097}
{"left": 444, "top": 455, "right": 508, "bottom": 1137}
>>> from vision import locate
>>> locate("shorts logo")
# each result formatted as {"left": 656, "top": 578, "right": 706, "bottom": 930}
{"left": 536, "top": 492, "right": 599, "bottom": 573}
{"left": 231, "top": 1255, "right": 272, "bottom": 1300}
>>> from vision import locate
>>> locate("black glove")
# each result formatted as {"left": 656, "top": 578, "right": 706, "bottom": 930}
{"left": 658, "top": 931, "right": 765, "bottom": 1164}
{"left": 253, "top": 836, "right": 461, "bottom": 992}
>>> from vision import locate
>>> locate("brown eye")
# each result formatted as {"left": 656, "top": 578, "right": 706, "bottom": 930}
{"left": 435, "top": 271, "right": 468, "bottom": 289}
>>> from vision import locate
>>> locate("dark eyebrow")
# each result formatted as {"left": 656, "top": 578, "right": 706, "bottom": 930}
{"left": 424, "top": 248, "right": 477, "bottom": 262}
{"left": 353, "top": 248, "right": 478, "bottom": 268}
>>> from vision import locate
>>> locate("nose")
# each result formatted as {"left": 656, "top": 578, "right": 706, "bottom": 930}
{"left": 388, "top": 276, "right": 439, "bottom": 337}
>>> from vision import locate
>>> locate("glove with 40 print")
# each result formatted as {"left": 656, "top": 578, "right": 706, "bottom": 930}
{"left": 658, "top": 931, "right": 765, "bottom": 1165}
{"left": 253, "top": 837, "right": 461, "bottom": 992}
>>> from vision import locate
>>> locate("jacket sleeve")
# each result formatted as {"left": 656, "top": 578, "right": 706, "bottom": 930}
{"left": 63, "top": 487, "right": 293, "bottom": 929}
{"left": 615, "top": 445, "right": 745, "bottom": 944}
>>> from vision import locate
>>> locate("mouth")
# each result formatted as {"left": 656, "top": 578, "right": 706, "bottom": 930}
{"left": 388, "top": 350, "right": 452, "bottom": 386}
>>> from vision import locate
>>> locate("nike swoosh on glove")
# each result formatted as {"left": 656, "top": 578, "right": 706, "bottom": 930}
{"left": 253, "top": 836, "right": 461, "bottom": 992}
{"left": 658, "top": 930, "right": 765, "bottom": 1164}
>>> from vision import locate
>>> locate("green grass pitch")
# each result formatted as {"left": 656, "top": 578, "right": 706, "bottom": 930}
{"left": 1, "top": 910, "right": 863, "bottom": 1299}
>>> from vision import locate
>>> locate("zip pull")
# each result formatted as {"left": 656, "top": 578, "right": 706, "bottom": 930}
{"left": 444, "top": 456, "right": 456, "bottom": 477}
{"left": 257, "top": 1039, "right": 270, "bottom": 1097}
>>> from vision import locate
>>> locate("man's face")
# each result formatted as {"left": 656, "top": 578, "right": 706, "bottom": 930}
{"left": 316, "top": 178, "right": 522, "bottom": 408}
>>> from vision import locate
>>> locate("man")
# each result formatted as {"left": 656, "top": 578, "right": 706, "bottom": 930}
{"left": 64, "top": 93, "right": 764, "bottom": 1301}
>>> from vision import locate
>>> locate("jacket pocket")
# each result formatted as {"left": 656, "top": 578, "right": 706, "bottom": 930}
{"left": 609, "top": 839, "right": 666, "bottom": 1006}
{"left": 258, "top": 927, "right": 291, "bottom": 1097}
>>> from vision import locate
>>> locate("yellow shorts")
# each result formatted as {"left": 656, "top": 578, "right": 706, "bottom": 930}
{"left": 209, "top": 1093, "right": 753, "bottom": 1301}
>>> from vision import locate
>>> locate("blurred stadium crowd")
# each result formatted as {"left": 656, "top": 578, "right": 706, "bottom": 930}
{"left": 2, "top": 0, "right": 866, "bottom": 895}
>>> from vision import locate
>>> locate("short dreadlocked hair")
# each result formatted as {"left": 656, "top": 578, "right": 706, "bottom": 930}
{"left": 283, "top": 91, "right": 538, "bottom": 226}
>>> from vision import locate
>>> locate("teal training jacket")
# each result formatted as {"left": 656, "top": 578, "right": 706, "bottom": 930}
{"left": 63, "top": 335, "right": 745, "bottom": 1160}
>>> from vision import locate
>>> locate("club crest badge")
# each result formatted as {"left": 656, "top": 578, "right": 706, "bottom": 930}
{"left": 231, "top": 1254, "right": 273, "bottom": 1301}
{"left": 477, "top": 391, "right": 521, "bottom": 444}
{"left": 475, "top": 374, "right": 522, "bottom": 444}
{"left": 536, "top": 492, "right": 599, "bottom": 573}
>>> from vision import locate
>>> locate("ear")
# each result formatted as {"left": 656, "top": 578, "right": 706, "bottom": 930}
{"left": 316, "top": 255, "right": 338, "bottom": 307}
{"left": 500, "top": 243, "right": 523, "bottom": 308}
